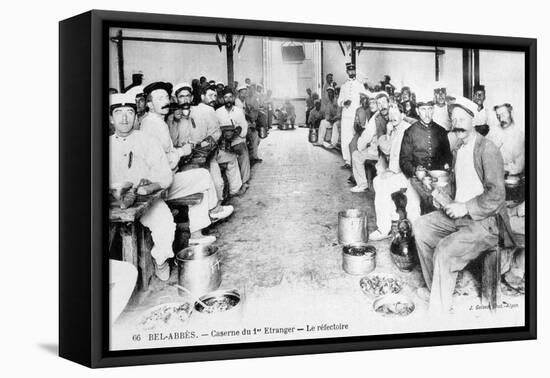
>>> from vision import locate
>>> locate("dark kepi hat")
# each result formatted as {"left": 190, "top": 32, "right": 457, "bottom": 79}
{"left": 222, "top": 86, "right": 234, "bottom": 96}
{"left": 345, "top": 62, "right": 356, "bottom": 70}
{"left": 143, "top": 81, "right": 173, "bottom": 98}
{"left": 473, "top": 84, "right": 486, "bottom": 92}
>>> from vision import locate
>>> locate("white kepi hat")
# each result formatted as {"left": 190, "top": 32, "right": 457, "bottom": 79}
{"left": 448, "top": 96, "right": 477, "bottom": 118}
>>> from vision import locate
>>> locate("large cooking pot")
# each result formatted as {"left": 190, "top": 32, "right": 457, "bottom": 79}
{"left": 338, "top": 209, "right": 368, "bottom": 245}
{"left": 176, "top": 245, "right": 222, "bottom": 296}
{"left": 308, "top": 127, "right": 318, "bottom": 143}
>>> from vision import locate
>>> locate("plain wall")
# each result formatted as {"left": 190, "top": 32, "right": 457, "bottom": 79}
{"left": 109, "top": 28, "right": 264, "bottom": 90}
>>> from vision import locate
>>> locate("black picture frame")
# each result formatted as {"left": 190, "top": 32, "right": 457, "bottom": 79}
{"left": 59, "top": 9, "right": 537, "bottom": 368}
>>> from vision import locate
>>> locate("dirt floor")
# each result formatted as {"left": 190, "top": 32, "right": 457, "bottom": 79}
{"left": 112, "top": 127, "right": 525, "bottom": 350}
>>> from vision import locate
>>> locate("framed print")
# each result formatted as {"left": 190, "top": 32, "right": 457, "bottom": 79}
{"left": 59, "top": 10, "right": 536, "bottom": 368}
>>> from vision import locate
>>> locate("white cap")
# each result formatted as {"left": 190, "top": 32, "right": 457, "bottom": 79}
{"left": 216, "top": 81, "right": 224, "bottom": 86}
{"left": 173, "top": 82, "right": 192, "bottom": 95}
{"left": 237, "top": 84, "right": 248, "bottom": 92}
{"left": 125, "top": 85, "right": 144, "bottom": 99}
{"left": 448, "top": 96, "right": 477, "bottom": 118}
{"left": 110, "top": 93, "right": 136, "bottom": 109}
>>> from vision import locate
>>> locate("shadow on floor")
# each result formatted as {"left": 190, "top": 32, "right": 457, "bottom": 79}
{"left": 38, "top": 343, "right": 58, "bottom": 356}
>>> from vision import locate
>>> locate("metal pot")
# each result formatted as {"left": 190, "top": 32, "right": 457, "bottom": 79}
{"left": 338, "top": 209, "right": 368, "bottom": 245}
{"left": 176, "top": 245, "right": 222, "bottom": 296}
{"left": 342, "top": 243, "right": 376, "bottom": 275}
{"left": 308, "top": 127, "right": 318, "bottom": 143}
{"left": 192, "top": 289, "right": 244, "bottom": 325}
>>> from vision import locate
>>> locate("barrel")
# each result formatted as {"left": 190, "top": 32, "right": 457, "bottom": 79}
{"left": 338, "top": 209, "right": 368, "bottom": 245}
{"left": 308, "top": 127, "right": 318, "bottom": 143}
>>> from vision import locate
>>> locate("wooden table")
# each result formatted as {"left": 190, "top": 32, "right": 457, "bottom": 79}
{"left": 109, "top": 189, "right": 166, "bottom": 290}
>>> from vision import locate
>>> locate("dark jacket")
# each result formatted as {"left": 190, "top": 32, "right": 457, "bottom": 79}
{"left": 399, "top": 120, "right": 452, "bottom": 178}
{"left": 451, "top": 135, "right": 505, "bottom": 220}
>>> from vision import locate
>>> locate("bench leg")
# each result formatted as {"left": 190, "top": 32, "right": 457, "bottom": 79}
{"left": 120, "top": 223, "right": 138, "bottom": 268}
{"left": 138, "top": 225, "right": 154, "bottom": 291}
{"left": 481, "top": 248, "right": 501, "bottom": 312}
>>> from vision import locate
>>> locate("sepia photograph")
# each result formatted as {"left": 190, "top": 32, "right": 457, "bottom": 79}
{"left": 106, "top": 24, "right": 527, "bottom": 352}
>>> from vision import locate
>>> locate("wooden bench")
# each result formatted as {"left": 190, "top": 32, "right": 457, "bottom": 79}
{"left": 109, "top": 189, "right": 166, "bottom": 291}
{"left": 109, "top": 191, "right": 205, "bottom": 292}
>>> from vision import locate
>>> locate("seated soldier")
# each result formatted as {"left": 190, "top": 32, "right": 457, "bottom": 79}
{"left": 488, "top": 103, "right": 525, "bottom": 175}
{"left": 350, "top": 93, "right": 389, "bottom": 192}
{"left": 139, "top": 83, "right": 234, "bottom": 252}
{"left": 317, "top": 86, "right": 341, "bottom": 148}
{"left": 413, "top": 97, "right": 515, "bottom": 314}
{"left": 216, "top": 86, "right": 251, "bottom": 193}
{"left": 307, "top": 99, "right": 324, "bottom": 130}
{"left": 109, "top": 93, "right": 176, "bottom": 281}
{"left": 283, "top": 98, "right": 296, "bottom": 127}
{"left": 369, "top": 102, "right": 420, "bottom": 240}
{"left": 190, "top": 84, "right": 244, "bottom": 198}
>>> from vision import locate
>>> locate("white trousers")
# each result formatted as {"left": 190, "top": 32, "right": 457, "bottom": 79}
{"left": 109, "top": 259, "right": 137, "bottom": 324}
{"left": 340, "top": 109, "right": 356, "bottom": 164}
{"left": 351, "top": 149, "right": 378, "bottom": 187}
{"left": 372, "top": 172, "right": 421, "bottom": 234}
{"left": 167, "top": 168, "right": 218, "bottom": 233}
{"left": 209, "top": 150, "right": 243, "bottom": 199}
{"left": 318, "top": 120, "right": 340, "bottom": 146}
{"left": 139, "top": 199, "right": 176, "bottom": 265}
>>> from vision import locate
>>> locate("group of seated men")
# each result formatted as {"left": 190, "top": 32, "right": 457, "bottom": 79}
{"left": 109, "top": 77, "right": 268, "bottom": 282}
{"left": 311, "top": 62, "right": 525, "bottom": 314}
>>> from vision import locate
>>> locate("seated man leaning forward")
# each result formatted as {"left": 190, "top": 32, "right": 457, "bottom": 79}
{"left": 139, "top": 83, "right": 234, "bottom": 250}
{"left": 215, "top": 86, "right": 251, "bottom": 192}
{"left": 192, "top": 84, "right": 243, "bottom": 199}
{"left": 350, "top": 92, "right": 389, "bottom": 192}
{"left": 413, "top": 96, "right": 514, "bottom": 314}
{"left": 369, "top": 102, "right": 421, "bottom": 241}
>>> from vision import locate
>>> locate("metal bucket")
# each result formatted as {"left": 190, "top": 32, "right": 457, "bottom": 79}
{"left": 309, "top": 127, "right": 318, "bottom": 143}
{"left": 342, "top": 243, "right": 376, "bottom": 275}
{"left": 338, "top": 209, "right": 368, "bottom": 245}
{"left": 176, "top": 245, "right": 222, "bottom": 296}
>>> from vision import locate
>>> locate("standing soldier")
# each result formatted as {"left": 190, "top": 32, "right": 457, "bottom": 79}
{"left": 337, "top": 62, "right": 367, "bottom": 168}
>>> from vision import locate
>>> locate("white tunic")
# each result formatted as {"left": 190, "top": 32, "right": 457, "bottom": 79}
{"left": 433, "top": 104, "right": 451, "bottom": 131}
{"left": 487, "top": 121, "right": 525, "bottom": 175}
{"left": 140, "top": 112, "right": 185, "bottom": 170}
{"left": 378, "top": 119, "right": 411, "bottom": 174}
{"left": 454, "top": 133, "right": 484, "bottom": 203}
{"left": 215, "top": 105, "right": 248, "bottom": 146}
{"left": 109, "top": 130, "right": 173, "bottom": 189}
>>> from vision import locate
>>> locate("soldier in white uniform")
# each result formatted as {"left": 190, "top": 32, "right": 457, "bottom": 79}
{"left": 139, "top": 82, "right": 234, "bottom": 250}
{"left": 191, "top": 85, "right": 243, "bottom": 199}
{"left": 109, "top": 92, "right": 176, "bottom": 281}
{"left": 432, "top": 82, "right": 451, "bottom": 131}
{"left": 337, "top": 63, "right": 367, "bottom": 168}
